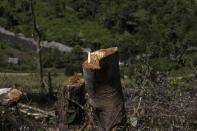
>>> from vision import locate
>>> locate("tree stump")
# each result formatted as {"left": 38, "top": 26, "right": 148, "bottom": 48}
{"left": 0, "top": 88, "right": 22, "bottom": 107}
{"left": 83, "top": 47, "right": 126, "bottom": 131}
{"left": 58, "top": 75, "right": 85, "bottom": 130}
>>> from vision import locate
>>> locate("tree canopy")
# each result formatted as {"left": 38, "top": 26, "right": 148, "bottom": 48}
{"left": 0, "top": 0, "right": 196, "bottom": 73}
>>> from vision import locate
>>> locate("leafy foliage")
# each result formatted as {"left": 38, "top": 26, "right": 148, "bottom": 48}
{"left": 0, "top": 0, "right": 196, "bottom": 74}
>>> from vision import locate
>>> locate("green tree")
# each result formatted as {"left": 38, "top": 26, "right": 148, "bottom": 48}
{"left": 64, "top": 45, "right": 84, "bottom": 75}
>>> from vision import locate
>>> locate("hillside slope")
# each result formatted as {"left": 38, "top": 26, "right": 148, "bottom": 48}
{"left": 0, "top": 0, "right": 196, "bottom": 74}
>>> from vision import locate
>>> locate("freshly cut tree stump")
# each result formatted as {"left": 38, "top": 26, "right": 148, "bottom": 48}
{"left": 58, "top": 75, "right": 85, "bottom": 130}
{"left": 0, "top": 88, "right": 22, "bottom": 106}
{"left": 83, "top": 47, "right": 126, "bottom": 131}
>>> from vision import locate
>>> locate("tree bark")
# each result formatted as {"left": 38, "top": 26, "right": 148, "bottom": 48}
{"left": 17, "top": 103, "right": 55, "bottom": 118}
{"left": 48, "top": 72, "right": 53, "bottom": 97}
{"left": 58, "top": 86, "right": 68, "bottom": 131}
{"left": 58, "top": 75, "right": 85, "bottom": 130}
{"left": 82, "top": 47, "right": 126, "bottom": 131}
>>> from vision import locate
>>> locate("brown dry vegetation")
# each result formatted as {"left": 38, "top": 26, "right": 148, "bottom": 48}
{"left": 0, "top": 75, "right": 197, "bottom": 130}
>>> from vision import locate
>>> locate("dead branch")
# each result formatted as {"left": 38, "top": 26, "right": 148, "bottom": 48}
{"left": 17, "top": 103, "right": 55, "bottom": 117}
{"left": 188, "top": 61, "right": 197, "bottom": 78}
{"left": 30, "top": 0, "right": 44, "bottom": 89}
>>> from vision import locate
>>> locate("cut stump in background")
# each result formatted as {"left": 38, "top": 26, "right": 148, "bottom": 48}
{"left": 83, "top": 47, "right": 126, "bottom": 131}
{"left": 58, "top": 75, "right": 85, "bottom": 130}
{"left": 0, "top": 88, "right": 22, "bottom": 106}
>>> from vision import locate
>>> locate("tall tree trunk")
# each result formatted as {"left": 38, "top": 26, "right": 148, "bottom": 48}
{"left": 83, "top": 47, "right": 126, "bottom": 131}
{"left": 30, "top": 0, "right": 44, "bottom": 89}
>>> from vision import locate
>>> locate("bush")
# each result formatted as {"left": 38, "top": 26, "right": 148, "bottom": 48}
{"left": 64, "top": 45, "right": 84, "bottom": 75}
{"left": 150, "top": 58, "right": 177, "bottom": 72}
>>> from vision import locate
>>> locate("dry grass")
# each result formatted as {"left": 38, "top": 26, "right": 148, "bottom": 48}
{"left": 0, "top": 72, "right": 66, "bottom": 91}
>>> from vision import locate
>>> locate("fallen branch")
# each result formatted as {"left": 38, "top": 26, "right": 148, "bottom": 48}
{"left": 188, "top": 61, "right": 197, "bottom": 78}
{"left": 65, "top": 96, "right": 85, "bottom": 110}
{"left": 17, "top": 103, "right": 55, "bottom": 117}
{"left": 134, "top": 97, "right": 142, "bottom": 115}
{"left": 19, "top": 109, "right": 48, "bottom": 118}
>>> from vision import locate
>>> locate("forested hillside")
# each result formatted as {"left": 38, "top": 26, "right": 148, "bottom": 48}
{"left": 0, "top": 0, "right": 197, "bottom": 50}
{"left": 0, "top": 0, "right": 197, "bottom": 74}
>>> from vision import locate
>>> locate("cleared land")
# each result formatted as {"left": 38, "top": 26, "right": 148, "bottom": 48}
{"left": 0, "top": 72, "right": 66, "bottom": 91}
